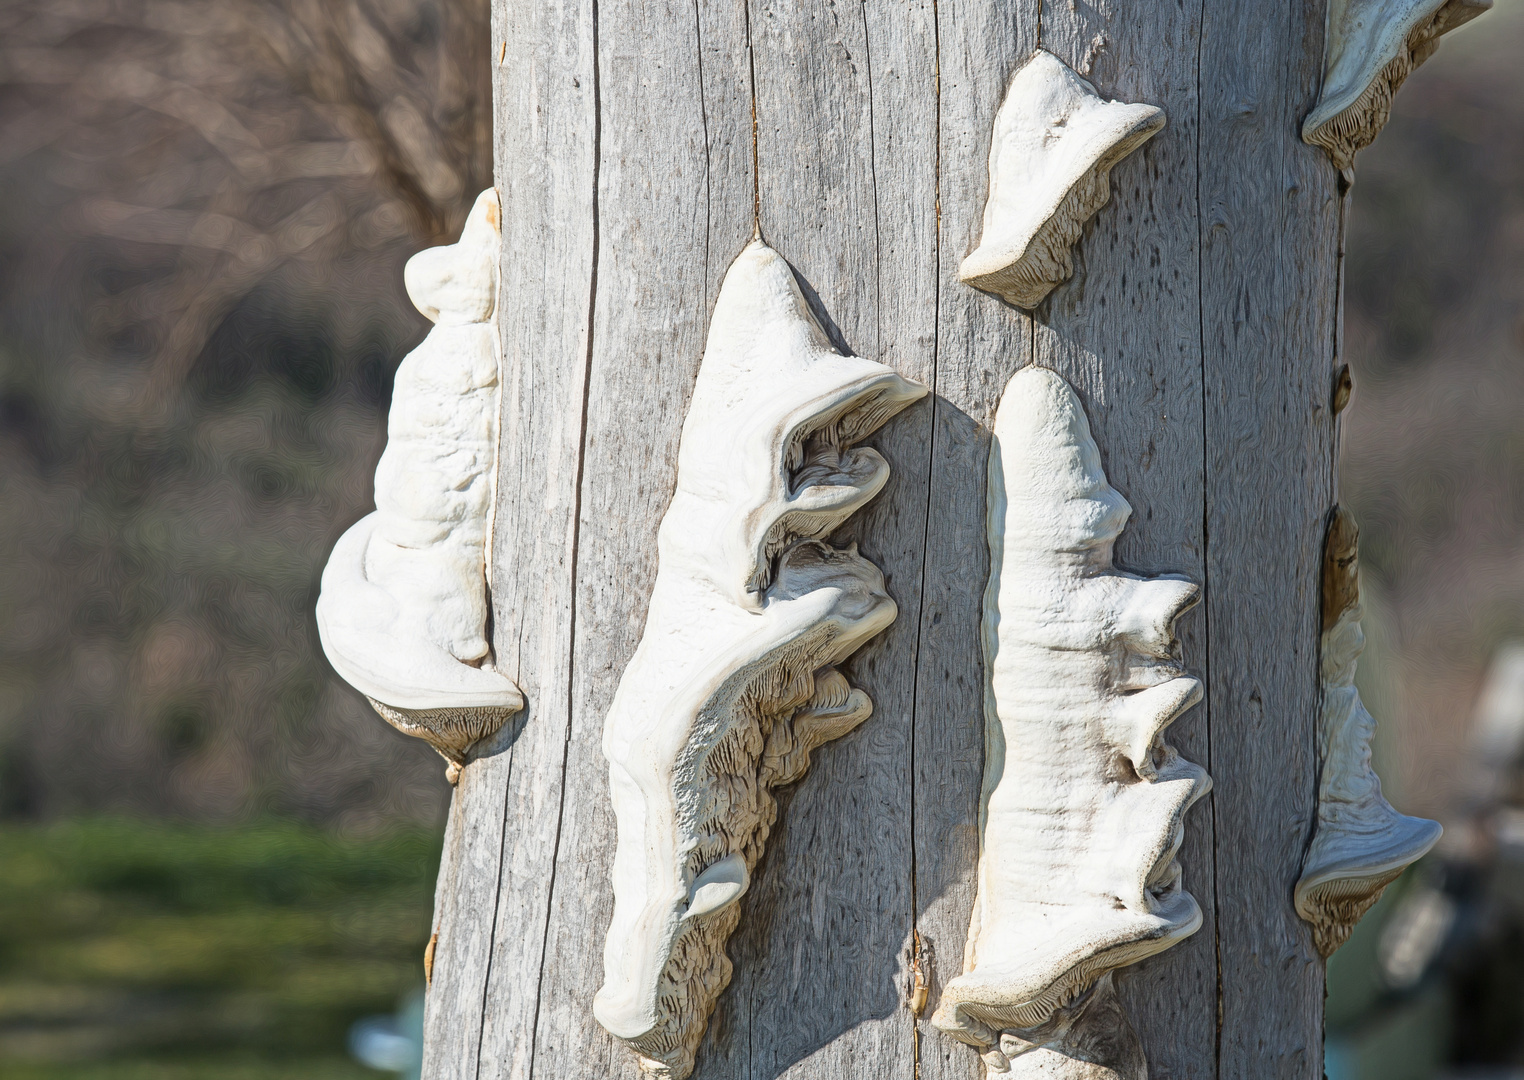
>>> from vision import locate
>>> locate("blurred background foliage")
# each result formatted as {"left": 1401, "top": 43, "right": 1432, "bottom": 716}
{"left": 0, "top": 0, "right": 489, "bottom": 826}
{"left": 0, "top": 0, "right": 486, "bottom": 1073}
{"left": 1340, "top": 1, "right": 1524, "bottom": 820}
{"left": 0, "top": 819, "right": 438, "bottom": 1078}
{"left": 0, "top": 0, "right": 1521, "bottom": 1077}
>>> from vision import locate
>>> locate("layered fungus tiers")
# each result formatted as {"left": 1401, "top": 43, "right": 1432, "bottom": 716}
{"left": 594, "top": 239, "right": 925, "bottom": 1079}
{"left": 931, "top": 366, "right": 1210, "bottom": 1078}
{"left": 1294, "top": 507, "right": 1441, "bottom": 956}
{"left": 1302, "top": 0, "right": 1492, "bottom": 169}
{"left": 316, "top": 189, "right": 522, "bottom": 780}
{"left": 959, "top": 50, "right": 1164, "bottom": 310}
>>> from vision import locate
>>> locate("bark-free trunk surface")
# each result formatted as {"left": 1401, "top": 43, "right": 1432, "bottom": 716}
{"left": 422, "top": 2, "right": 1339, "bottom": 1077}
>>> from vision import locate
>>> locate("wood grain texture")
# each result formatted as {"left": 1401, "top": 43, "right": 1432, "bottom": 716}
{"left": 1033, "top": 7, "right": 1215, "bottom": 1078}
{"left": 914, "top": 5, "right": 1035, "bottom": 1080}
{"left": 521, "top": 0, "right": 753, "bottom": 1077}
{"left": 701, "top": 3, "right": 939, "bottom": 1079}
{"left": 1199, "top": 0, "right": 1338, "bottom": 1073}
{"left": 424, "top": 0, "right": 1344, "bottom": 1076}
{"left": 421, "top": 0, "right": 598, "bottom": 1076}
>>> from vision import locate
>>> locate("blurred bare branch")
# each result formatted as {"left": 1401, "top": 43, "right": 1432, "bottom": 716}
{"left": 0, "top": 0, "right": 489, "bottom": 412}
{"left": 0, "top": 0, "right": 489, "bottom": 825}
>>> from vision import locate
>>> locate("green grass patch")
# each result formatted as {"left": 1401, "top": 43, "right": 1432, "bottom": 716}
{"left": 0, "top": 818, "right": 438, "bottom": 1077}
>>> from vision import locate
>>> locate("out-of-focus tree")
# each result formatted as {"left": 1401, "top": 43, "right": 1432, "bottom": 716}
{"left": 1340, "top": 5, "right": 1524, "bottom": 818}
{"left": 0, "top": 0, "right": 489, "bottom": 825}
{"left": 2, "top": 0, "right": 489, "bottom": 409}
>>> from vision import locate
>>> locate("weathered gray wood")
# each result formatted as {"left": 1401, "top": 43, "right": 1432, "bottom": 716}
{"left": 1033, "top": 7, "right": 1216, "bottom": 1078}
{"left": 697, "top": 2, "right": 939, "bottom": 1078}
{"left": 421, "top": 0, "right": 598, "bottom": 1076}
{"left": 423, "top": 1, "right": 1347, "bottom": 1076}
{"left": 914, "top": 5, "right": 1035, "bottom": 1080}
{"left": 524, "top": 0, "right": 753, "bottom": 1077}
{"left": 1198, "top": 0, "right": 1338, "bottom": 1073}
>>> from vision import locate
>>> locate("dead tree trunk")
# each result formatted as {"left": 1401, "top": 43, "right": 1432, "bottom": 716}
{"left": 422, "top": 1, "right": 1352, "bottom": 1077}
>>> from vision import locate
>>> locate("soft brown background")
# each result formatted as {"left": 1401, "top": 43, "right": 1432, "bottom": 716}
{"left": 1340, "top": 1, "right": 1524, "bottom": 822}
{"left": 0, "top": 1, "right": 1519, "bottom": 1077}
{"left": 0, "top": 0, "right": 491, "bottom": 828}
{"left": 0, "top": 0, "right": 1517, "bottom": 855}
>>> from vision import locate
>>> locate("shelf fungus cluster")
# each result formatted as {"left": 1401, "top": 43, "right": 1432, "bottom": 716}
{"left": 592, "top": 238, "right": 925, "bottom": 1079}
{"left": 316, "top": 189, "right": 521, "bottom": 783}
{"left": 929, "top": 367, "right": 1210, "bottom": 1079}
{"left": 1303, "top": 0, "right": 1492, "bottom": 169}
{"left": 960, "top": 49, "right": 1164, "bottom": 310}
{"left": 1294, "top": 507, "right": 1441, "bottom": 956}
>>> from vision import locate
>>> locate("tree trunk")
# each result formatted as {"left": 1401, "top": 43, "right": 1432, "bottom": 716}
{"left": 423, "top": 1, "right": 1338, "bottom": 1077}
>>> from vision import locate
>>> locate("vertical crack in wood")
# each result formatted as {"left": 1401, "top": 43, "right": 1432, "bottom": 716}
{"left": 862, "top": 0, "right": 882, "bottom": 350}
{"left": 1189, "top": 1, "right": 1222, "bottom": 1075}
{"left": 908, "top": 2, "right": 945, "bottom": 1076}
{"left": 520, "top": 0, "right": 604, "bottom": 1076}
{"left": 693, "top": 0, "right": 711, "bottom": 299}
{"left": 470, "top": 740, "right": 517, "bottom": 1078}
{"left": 744, "top": 0, "right": 760, "bottom": 228}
